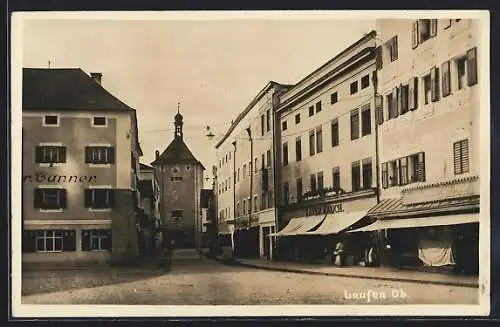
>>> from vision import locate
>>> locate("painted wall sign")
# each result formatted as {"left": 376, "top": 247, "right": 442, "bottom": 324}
{"left": 305, "top": 203, "right": 344, "bottom": 217}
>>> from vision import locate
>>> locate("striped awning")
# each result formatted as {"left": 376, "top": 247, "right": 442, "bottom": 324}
{"left": 304, "top": 211, "right": 368, "bottom": 235}
{"left": 348, "top": 213, "right": 480, "bottom": 233}
{"left": 268, "top": 214, "right": 325, "bottom": 237}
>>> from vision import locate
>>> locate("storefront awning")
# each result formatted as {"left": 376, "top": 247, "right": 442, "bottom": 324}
{"left": 268, "top": 214, "right": 326, "bottom": 237}
{"left": 348, "top": 213, "right": 480, "bottom": 233}
{"left": 303, "top": 211, "right": 368, "bottom": 235}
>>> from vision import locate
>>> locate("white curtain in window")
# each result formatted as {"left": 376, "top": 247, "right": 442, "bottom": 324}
{"left": 417, "top": 227, "right": 455, "bottom": 267}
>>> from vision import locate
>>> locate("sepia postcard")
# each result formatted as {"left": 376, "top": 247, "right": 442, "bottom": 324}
{"left": 10, "top": 10, "right": 491, "bottom": 318}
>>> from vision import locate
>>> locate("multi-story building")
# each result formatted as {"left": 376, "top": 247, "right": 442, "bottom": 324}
{"left": 350, "top": 19, "right": 481, "bottom": 274}
{"left": 22, "top": 68, "right": 143, "bottom": 265}
{"left": 215, "top": 81, "right": 291, "bottom": 259}
{"left": 138, "top": 163, "right": 161, "bottom": 255}
{"left": 273, "top": 31, "right": 378, "bottom": 262}
{"left": 151, "top": 109, "right": 205, "bottom": 249}
{"left": 200, "top": 188, "right": 215, "bottom": 247}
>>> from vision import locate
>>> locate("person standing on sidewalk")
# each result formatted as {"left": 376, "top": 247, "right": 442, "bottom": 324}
{"left": 334, "top": 240, "right": 345, "bottom": 266}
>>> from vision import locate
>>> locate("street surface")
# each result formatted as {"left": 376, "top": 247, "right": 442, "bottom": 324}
{"left": 22, "top": 257, "right": 478, "bottom": 305}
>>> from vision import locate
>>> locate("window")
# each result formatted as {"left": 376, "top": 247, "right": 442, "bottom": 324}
{"left": 35, "top": 230, "right": 64, "bottom": 252}
{"left": 331, "top": 118, "right": 339, "bottom": 147}
{"left": 350, "top": 81, "right": 358, "bottom": 95}
{"left": 332, "top": 167, "right": 340, "bottom": 191}
{"left": 423, "top": 74, "right": 432, "bottom": 105}
{"left": 316, "top": 126, "right": 323, "bottom": 153}
{"left": 381, "top": 162, "right": 388, "bottom": 188}
{"left": 467, "top": 47, "right": 478, "bottom": 86}
{"left": 82, "top": 229, "right": 111, "bottom": 251}
{"left": 243, "top": 165, "right": 247, "bottom": 179}
{"left": 283, "top": 181, "right": 289, "bottom": 204}
{"left": 386, "top": 36, "right": 398, "bottom": 62}
{"left": 376, "top": 45, "right": 383, "bottom": 69}
{"left": 296, "top": 177, "right": 303, "bottom": 201}
{"left": 408, "top": 77, "right": 419, "bottom": 111}
{"left": 243, "top": 200, "right": 246, "bottom": 215}
{"left": 84, "top": 188, "right": 114, "bottom": 209}
{"left": 266, "top": 149, "right": 271, "bottom": 167}
{"left": 266, "top": 110, "right": 270, "bottom": 132}
{"left": 282, "top": 121, "right": 287, "bottom": 131}
{"left": 362, "top": 159, "right": 372, "bottom": 189}
{"left": 261, "top": 154, "right": 265, "bottom": 169}
{"left": 400, "top": 84, "right": 409, "bottom": 114}
{"left": 316, "top": 101, "right": 322, "bottom": 113}
{"left": 431, "top": 66, "right": 440, "bottom": 102}
{"left": 237, "top": 168, "right": 240, "bottom": 182}
{"left": 456, "top": 57, "right": 466, "bottom": 90}
{"left": 399, "top": 157, "right": 409, "bottom": 185}
{"left": 412, "top": 20, "right": 437, "bottom": 48}
{"left": 351, "top": 162, "right": 361, "bottom": 192}
{"left": 261, "top": 114, "right": 265, "bottom": 136}
{"left": 295, "top": 114, "right": 301, "bottom": 124}
{"left": 361, "top": 75, "right": 370, "bottom": 89}
{"left": 389, "top": 160, "right": 399, "bottom": 186}
{"left": 387, "top": 88, "right": 399, "bottom": 119}
{"left": 331, "top": 92, "right": 338, "bottom": 104}
{"left": 309, "top": 106, "right": 314, "bottom": 117}
{"left": 282, "top": 142, "right": 288, "bottom": 166}
{"left": 92, "top": 117, "right": 107, "bottom": 127}
{"left": 442, "top": 61, "right": 451, "bottom": 97}
{"left": 454, "top": 139, "right": 469, "bottom": 175}
{"left": 229, "top": 176, "right": 231, "bottom": 189}
{"left": 35, "top": 145, "right": 66, "bottom": 164}
{"left": 295, "top": 137, "right": 302, "bottom": 162}
{"left": 43, "top": 115, "right": 59, "bottom": 126}
{"left": 85, "top": 146, "right": 115, "bottom": 164}
{"left": 254, "top": 196, "right": 258, "bottom": 212}
{"left": 33, "top": 188, "right": 66, "bottom": 210}
{"left": 409, "top": 152, "right": 426, "bottom": 182}
{"left": 310, "top": 174, "right": 317, "bottom": 193}
{"left": 309, "top": 130, "right": 316, "bottom": 156}
{"left": 236, "top": 202, "right": 240, "bottom": 216}
{"left": 361, "top": 104, "right": 371, "bottom": 136}
{"left": 317, "top": 172, "right": 324, "bottom": 192}
{"left": 350, "top": 109, "right": 360, "bottom": 140}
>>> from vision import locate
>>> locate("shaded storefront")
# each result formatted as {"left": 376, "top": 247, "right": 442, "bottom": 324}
{"left": 233, "top": 215, "right": 260, "bottom": 259}
{"left": 349, "top": 177, "right": 480, "bottom": 275}
{"left": 271, "top": 191, "right": 377, "bottom": 265}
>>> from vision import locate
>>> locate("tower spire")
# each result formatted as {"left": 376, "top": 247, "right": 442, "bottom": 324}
{"left": 174, "top": 101, "right": 184, "bottom": 140}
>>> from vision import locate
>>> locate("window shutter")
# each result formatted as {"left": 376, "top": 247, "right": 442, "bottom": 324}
{"left": 84, "top": 189, "right": 91, "bottom": 208}
{"left": 375, "top": 46, "right": 383, "bottom": 70}
{"left": 109, "top": 189, "right": 115, "bottom": 208}
{"left": 431, "top": 66, "right": 440, "bottom": 102}
{"left": 35, "top": 146, "right": 43, "bottom": 163}
{"left": 33, "top": 188, "right": 42, "bottom": 208}
{"left": 392, "top": 87, "right": 399, "bottom": 118}
{"left": 453, "top": 141, "right": 462, "bottom": 174}
{"left": 442, "top": 61, "right": 451, "bottom": 97}
{"left": 108, "top": 147, "right": 116, "bottom": 164}
{"left": 22, "top": 231, "right": 36, "bottom": 253}
{"left": 81, "top": 230, "right": 91, "bottom": 251}
{"left": 467, "top": 47, "right": 478, "bottom": 86}
{"left": 461, "top": 140, "right": 470, "bottom": 173}
{"left": 381, "top": 162, "right": 388, "bottom": 189}
{"left": 375, "top": 95, "right": 384, "bottom": 125}
{"left": 58, "top": 146, "right": 67, "bottom": 163}
{"left": 398, "top": 84, "right": 404, "bottom": 114}
{"left": 393, "top": 36, "right": 398, "bottom": 61}
{"left": 412, "top": 21, "right": 419, "bottom": 49}
{"left": 63, "top": 230, "right": 76, "bottom": 251}
{"left": 430, "top": 19, "right": 437, "bottom": 37}
{"left": 59, "top": 189, "right": 67, "bottom": 209}
{"left": 85, "top": 147, "right": 92, "bottom": 164}
{"left": 417, "top": 152, "right": 426, "bottom": 182}
{"left": 105, "top": 230, "right": 112, "bottom": 251}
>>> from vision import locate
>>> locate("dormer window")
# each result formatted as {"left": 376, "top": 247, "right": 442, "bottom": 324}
{"left": 92, "top": 116, "right": 107, "bottom": 127}
{"left": 43, "top": 115, "right": 59, "bottom": 127}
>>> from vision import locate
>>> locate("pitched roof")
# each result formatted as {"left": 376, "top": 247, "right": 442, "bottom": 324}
{"left": 140, "top": 163, "right": 154, "bottom": 171}
{"left": 22, "top": 68, "right": 134, "bottom": 111}
{"left": 151, "top": 137, "right": 205, "bottom": 169}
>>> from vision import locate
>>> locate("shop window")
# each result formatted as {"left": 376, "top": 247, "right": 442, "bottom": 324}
{"left": 35, "top": 146, "right": 67, "bottom": 164}
{"left": 81, "top": 229, "right": 111, "bottom": 251}
{"left": 33, "top": 188, "right": 67, "bottom": 210}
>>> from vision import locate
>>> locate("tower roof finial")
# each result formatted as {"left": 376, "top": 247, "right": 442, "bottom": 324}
{"left": 177, "top": 101, "right": 180, "bottom": 114}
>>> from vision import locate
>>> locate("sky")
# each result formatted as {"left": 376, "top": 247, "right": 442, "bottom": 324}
{"left": 21, "top": 13, "right": 375, "bottom": 188}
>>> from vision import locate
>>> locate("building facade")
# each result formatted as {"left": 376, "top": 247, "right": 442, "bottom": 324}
{"left": 151, "top": 110, "right": 205, "bottom": 249}
{"left": 273, "top": 31, "right": 379, "bottom": 263}
{"left": 22, "top": 68, "right": 143, "bottom": 265}
{"left": 200, "top": 188, "right": 216, "bottom": 247}
{"left": 138, "top": 163, "right": 161, "bottom": 255}
{"left": 350, "top": 19, "right": 480, "bottom": 273}
{"left": 215, "top": 82, "right": 291, "bottom": 259}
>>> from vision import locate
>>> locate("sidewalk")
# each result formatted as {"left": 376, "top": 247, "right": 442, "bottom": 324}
{"left": 232, "top": 258, "right": 479, "bottom": 288}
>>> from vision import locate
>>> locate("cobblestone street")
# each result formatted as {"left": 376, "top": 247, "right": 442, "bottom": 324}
{"left": 22, "top": 257, "right": 479, "bottom": 305}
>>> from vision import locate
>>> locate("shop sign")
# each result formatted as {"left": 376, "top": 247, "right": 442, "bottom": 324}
{"left": 305, "top": 203, "right": 344, "bottom": 217}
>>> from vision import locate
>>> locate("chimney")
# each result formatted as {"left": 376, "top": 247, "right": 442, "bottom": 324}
{"left": 90, "top": 72, "right": 102, "bottom": 85}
